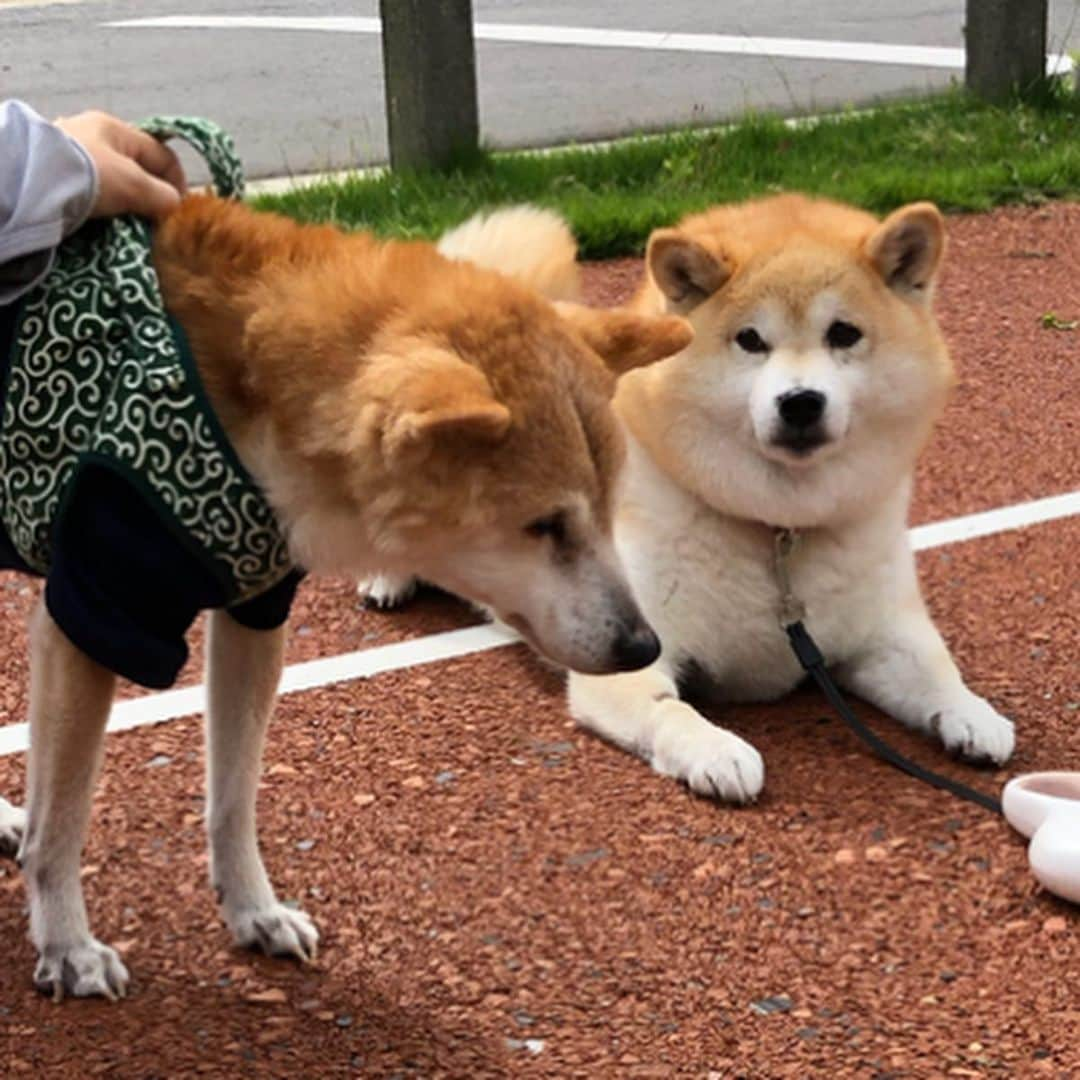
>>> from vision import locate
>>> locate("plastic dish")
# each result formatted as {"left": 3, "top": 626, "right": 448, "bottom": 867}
{"left": 1002, "top": 772, "right": 1080, "bottom": 906}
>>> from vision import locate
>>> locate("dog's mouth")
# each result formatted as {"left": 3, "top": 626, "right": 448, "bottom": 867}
{"left": 763, "top": 431, "right": 833, "bottom": 466}
{"left": 774, "top": 431, "right": 828, "bottom": 454}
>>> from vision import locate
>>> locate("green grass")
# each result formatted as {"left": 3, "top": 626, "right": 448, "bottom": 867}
{"left": 252, "top": 89, "right": 1080, "bottom": 259}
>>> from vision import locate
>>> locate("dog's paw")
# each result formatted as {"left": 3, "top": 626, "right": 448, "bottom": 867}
{"left": 229, "top": 903, "right": 319, "bottom": 963}
{"left": 34, "top": 939, "right": 130, "bottom": 1002}
{"left": 358, "top": 573, "right": 418, "bottom": 610}
{"left": 651, "top": 701, "right": 765, "bottom": 803}
{"left": 933, "top": 694, "right": 1015, "bottom": 764}
{"left": 0, "top": 797, "right": 26, "bottom": 858}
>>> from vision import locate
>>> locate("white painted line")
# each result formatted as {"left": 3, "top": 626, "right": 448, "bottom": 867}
{"left": 107, "top": 15, "right": 384, "bottom": 34}
{"left": 103, "top": 16, "right": 1075, "bottom": 76}
{"left": 0, "top": 491, "right": 1076, "bottom": 758}
{"left": 0, "top": 623, "right": 517, "bottom": 757}
{"left": 0, "top": 0, "right": 82, "bottom": 8}
{"left": 909, "top": 490, "right": 1080, "bottom": 552}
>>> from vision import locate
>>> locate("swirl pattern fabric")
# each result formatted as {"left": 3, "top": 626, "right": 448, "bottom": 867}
{"left": 0, "top": 117, "right": 292, "bottom": 604}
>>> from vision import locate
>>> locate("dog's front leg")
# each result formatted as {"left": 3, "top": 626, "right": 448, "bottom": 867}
{"left": 568, "top": 663, "right": 764, "bottom": 803}
{"left": 20, "top": 601, "right": 128, "bottom": 1000}
{"left": 205, "top": 610, "right": 318, "bottom": 961}
{"left": 837, "top": 600, "right": 1015, "bottom": 764}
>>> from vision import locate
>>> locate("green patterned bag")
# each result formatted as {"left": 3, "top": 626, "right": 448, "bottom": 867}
{"left": 0, "top": 117, "right": 292, "bottom": 603}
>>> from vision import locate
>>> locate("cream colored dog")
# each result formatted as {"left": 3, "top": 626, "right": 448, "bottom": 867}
{"left": 567, "top": 194, "right": 1015, "bottom": 802}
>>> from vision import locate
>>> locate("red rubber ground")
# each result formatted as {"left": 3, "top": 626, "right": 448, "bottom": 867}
{"left": 0, "top": 204, "right": 1077, "bottom": 1077}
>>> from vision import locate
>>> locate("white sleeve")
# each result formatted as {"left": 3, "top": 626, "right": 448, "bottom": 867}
{"left": 0, "top": 99, "right": 100, "bottom": 304}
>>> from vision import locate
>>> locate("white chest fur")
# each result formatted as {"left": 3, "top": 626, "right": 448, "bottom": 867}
{"left": 614, "top": 433, "right": 916, "bottom": 701}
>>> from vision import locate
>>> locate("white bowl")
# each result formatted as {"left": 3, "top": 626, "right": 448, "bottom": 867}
{"left": 1002, "top": 772, "right": 1080, "bottom": 906}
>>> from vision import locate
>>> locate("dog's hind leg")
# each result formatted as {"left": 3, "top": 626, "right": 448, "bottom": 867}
{"left": 0, "top": 796, "right": 27, "bottom": 858}
{"left": 568, "top": 663, "right": 764, "bottom": 803}
{"left": 204, "top": 610, "right": 319, "bottom": 962}
{"left": 20, "top": 601, "right": 128, "bottom": 1001}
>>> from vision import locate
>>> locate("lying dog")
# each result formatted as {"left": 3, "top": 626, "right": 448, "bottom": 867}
{"left": 0, "top": 190, "right": 691, "bottom": 1000}
{"left": 568, "top": 193, "right": 1015, "bottom": 802}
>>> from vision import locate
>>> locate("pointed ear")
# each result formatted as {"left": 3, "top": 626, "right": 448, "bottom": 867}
{"left": 646, "top": 228, "right": 732, "bottom": 310}
{"left": 866, "top": 202, "right": 945, "bottom": 298}
{"left": 380, "top": 347, "right": 512, "bottom": 461}
{"left": 555, "top": 302, "right": 694, "bottom": 376}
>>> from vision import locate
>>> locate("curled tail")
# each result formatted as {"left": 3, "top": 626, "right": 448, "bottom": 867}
{"left": 437, "top": 205, "right": 580, "bottom": 302}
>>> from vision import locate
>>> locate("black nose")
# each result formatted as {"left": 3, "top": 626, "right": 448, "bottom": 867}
{"left": 777, "top": 389, "right": 826, "bottom": 430}
{"left": 611, "top": 624, "right": 661, "bottom": 672}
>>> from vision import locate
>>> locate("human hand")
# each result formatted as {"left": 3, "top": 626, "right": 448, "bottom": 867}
{"left": 54, "top": 110, "right": 187, "bottom": 220}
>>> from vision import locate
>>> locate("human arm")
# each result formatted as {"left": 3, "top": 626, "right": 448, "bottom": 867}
{"left": 0, "top": 101, "right": 186, "bottom": 304}
{"left": 0, "top": 99, "right": 97, "bottom": 303}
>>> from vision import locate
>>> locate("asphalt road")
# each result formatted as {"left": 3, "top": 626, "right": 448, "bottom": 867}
{"left": 3, "top": 0, "right": 1079, "bottom": 179}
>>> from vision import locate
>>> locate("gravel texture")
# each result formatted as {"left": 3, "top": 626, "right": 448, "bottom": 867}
{"left": 0, "top": 203, "right": 1077, "bottom": 1077}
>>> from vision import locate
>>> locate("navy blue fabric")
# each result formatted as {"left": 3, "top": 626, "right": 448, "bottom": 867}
{"left": 0, "top": 299, "right": 303, "bottom": 689}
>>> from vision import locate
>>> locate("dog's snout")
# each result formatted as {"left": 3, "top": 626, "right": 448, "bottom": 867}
{"left": 611, "top": 622, "right": 661, "bottom": 672}
{"left": 777, "top": 389, "right": 826, "bottom": 430}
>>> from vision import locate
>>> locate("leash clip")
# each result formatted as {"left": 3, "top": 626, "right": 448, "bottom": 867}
{"left": 773, "top": 527, "right": 805, "bottom": 628}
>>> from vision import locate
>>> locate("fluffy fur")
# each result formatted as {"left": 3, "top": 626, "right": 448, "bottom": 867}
{"left": 2, "top": 197, "right": 693, "bottom": 1000}
{"left": 436, "top": 204, "right": 582, "bottom": 302}
{"left": 155, "top": 196, "right": 694, "bottom": 671}
{"left": 567, "top": 193, "right": 1014, "bottom": 802}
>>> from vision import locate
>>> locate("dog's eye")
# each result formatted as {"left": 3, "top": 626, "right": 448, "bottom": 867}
{"left": 734, "top": 328, "right": 770, "bottom": 354}
{"left": 525, "top": 511, "right": 568, "bottom": 544}
{"left": 826, "top": 320, "right": 863, "bottom": 349}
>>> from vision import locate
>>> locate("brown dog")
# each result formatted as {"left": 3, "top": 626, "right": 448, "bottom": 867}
{"left": 0, "top": 197, "right": 690, "bottom": 999}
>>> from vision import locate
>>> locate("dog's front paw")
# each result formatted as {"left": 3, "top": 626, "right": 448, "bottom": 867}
{"left": 228, "top": 903, "right": 319, "bottom": 963}
{"left": 933, "top": 693, "right": 1015, "bottom": 764}
{"left": 34, "top": 938, "right": 130, "bottom": 1002}
{"left": 651, "top": 701, "right": 765, "bottom": 803}
{"left": 0, "top": 797, "right": 26, "bottom": 858}
{"left": 358, "top": 573, "right": 418, "bottom": 610}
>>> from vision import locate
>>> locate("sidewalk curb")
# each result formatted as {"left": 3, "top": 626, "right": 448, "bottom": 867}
{"left": 245, "top": 70, "right": 1078, "bottom": 198}
{"left": 243, "top": 107, "right": 880, "bottom": 196}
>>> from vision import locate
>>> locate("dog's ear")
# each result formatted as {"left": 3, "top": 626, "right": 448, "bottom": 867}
{"left": 555, "top": 302, "right": 694, "bottom": 375}
{"left": 866, "top": 202, "right": 945, "bottom": 299}
{"left": 646, "top": 229, "right": 732, "bottom": 311}
{"left": 377, "top": 346, "right": 512, "bottom": 461}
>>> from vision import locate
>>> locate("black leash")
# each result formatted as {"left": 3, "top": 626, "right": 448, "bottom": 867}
{"left": 784, "top": 620, "right": 1003, "bottom": 815}
{"left": 774, "top": 530, "right": 1003, "bottom": 816}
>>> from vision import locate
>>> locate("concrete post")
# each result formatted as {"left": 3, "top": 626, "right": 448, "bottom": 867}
{"left": 379, "top": 0, "right": 480, "bottom": 171}
{"left": 965, "top": 0, "right": 1048, "bottom": 101}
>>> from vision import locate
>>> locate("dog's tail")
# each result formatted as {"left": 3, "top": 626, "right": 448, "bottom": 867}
{"left": 437, "top": 205, "right": 581, "bottom": 302}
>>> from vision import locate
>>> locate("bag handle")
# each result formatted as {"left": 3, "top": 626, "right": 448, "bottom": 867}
{"left": 139, "top": 116, "right": 245, "bottom": 200}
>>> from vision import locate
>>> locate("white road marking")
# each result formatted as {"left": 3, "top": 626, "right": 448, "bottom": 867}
{"left": 0, "top": 490, "right": 1075, "bottom": 758}
{"left": 103, "top": 15, "right": 1075, "bottom": 76}
{"left": 0, "top": 623, "right": 516, "bottom": 757}
{"left": 0, "top": 0, "right": 82, "bottom": 8}
{"left": 910, "top": 491, "right": 1080, "bottom": 552}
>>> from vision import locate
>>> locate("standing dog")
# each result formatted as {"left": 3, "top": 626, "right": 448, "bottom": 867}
{"left": 568, "top": 194, "right": 1015, "bottom": 801}
{"left": 0, "top": 196, "right": 691, "bottom": 999}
